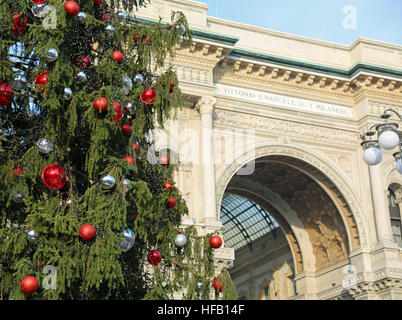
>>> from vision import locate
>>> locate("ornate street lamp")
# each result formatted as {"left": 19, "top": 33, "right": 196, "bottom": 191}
{"left": 361, "top": 109, "right": 402, "bottom": 174}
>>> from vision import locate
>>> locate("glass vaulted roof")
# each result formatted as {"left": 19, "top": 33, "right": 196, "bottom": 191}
{"left": 221, "top": 193, "right": 280, "bottom": 251}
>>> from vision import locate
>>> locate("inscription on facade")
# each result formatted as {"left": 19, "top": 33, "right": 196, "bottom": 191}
{"left": 215, "top": 83, "right": 353, "bottom": 119}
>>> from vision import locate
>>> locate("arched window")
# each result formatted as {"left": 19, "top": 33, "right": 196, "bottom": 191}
{"left": 388, "top": 186, "right": 402, "bottom": 248}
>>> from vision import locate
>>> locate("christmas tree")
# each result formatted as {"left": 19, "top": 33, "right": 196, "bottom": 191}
{"left": 0, "top": 0, "right": 237, "bottom": 300}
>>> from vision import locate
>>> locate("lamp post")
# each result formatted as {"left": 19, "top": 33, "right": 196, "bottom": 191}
{"left": 361, "top": 109, "right": 402, "bottom": 174}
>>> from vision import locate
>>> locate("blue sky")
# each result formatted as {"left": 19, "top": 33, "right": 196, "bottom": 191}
{"left": 201, "top": 0, "right": 402, "bottom": 46}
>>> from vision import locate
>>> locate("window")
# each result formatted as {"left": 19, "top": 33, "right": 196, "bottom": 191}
{"left": 262, "top": 286, "right": 270, "bottom": 300}
{"left": 388, "top": 188, "right": 402, "bottom": 248}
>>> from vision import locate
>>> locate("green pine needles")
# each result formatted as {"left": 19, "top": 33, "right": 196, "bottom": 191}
{"left": 0, "top": 0, "right": 237, "bottom": 300}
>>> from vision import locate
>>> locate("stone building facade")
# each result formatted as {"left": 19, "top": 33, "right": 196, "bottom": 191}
{"left": 134, "top": 0, "right": 402, "bottom": 299}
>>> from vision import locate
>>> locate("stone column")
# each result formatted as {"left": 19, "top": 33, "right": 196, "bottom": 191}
{"left": 198, "top": 96, "right": 218, "bottom": 224}
{"left": 368, "top": 165, "right": 393, "bottom": 244}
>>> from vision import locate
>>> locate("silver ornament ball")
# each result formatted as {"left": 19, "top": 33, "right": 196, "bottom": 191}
{"left": 45, "top": 48, "right": 59, "bottom": 63}
{"left": 36, "top": 138, "right": 54, "bottom": 154}
{"left": 27, "top": 229, "right": 37, "bottom": 241}
{"left": 77, "top": 12, "right": 87, "bottom": 23}
{"left": 63, "top": 87, "right": 73, "bottom": 101}
{"left": 120, "top": 228, "right": 136, "bottom": 251}
{"left": 32, "top": 3, "right": 47, "bottom": 18}
{"left": 105, "top": 25, "right": 115, "bottom": 36}
{"left": 123, "top": 76, "right": 132, "bottom": 95}
{"left": 196, "top": 281, "right": 203, "bottom": 292}
{"left": 174, "top": 234, "right": 188, "bottom": 248}
{"left": 12, "top": 74, "right": 27, "bottom": 91}
{"left": 133, "top": 74, "right": 144, "bottom": 85}
{"left": 100, "top": 174, "right": 115, "bottom": 189}
{"left": 12, "top": 192, "right": 25, "bottom": 204}
{"left": 75, "top": 71, "right": 87, "bottom": 82}
{"left": 116, "top": 11, "right": 128, "bottom": 21}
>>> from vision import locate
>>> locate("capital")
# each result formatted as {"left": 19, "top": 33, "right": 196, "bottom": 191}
{"left": 197, "top": 96, "right": 217, "bottom": 114}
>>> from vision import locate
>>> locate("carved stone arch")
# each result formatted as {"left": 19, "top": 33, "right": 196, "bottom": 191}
{"left": 384, "top": 157, "right": 402, "bottom": 189}
{"left": 216, "top": 142, "right": 369, "bottom": 251}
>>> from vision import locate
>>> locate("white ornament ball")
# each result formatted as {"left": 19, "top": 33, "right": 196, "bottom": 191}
{"left": 36, "top": 138, "right": 54, "bottom": 154}
{"left": 120, "top": 228, "right": 135, "bottom": 251}
{"left": 174, "top": 234, "right": 188, "bottom": 248}
{"left": 363, "top": 147, "right": 383, "bottom": 166}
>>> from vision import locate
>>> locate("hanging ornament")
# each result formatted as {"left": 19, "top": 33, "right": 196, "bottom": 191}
{"left": 76, "top": 56, "right": 91, "bottom": 70}
{"left": 79, "top": 224, "right": 95, "bottom": 241}
{"left": 105, "top": 25, "right": 115, "bottom": 36}
{"left": 12, "top": 75, "right": 27, "bottom": 91}
{"left": 93, "top": 97, "right": 108, "bottom": 113}
{"left": 20, "top": 276, "right": 39, "bottom": 294}
{"left": 109, "top": 102, "right": 122, "bottom": 123}
{"left": 123, "top": 155, "right": 135, "bottom": 164}
{"left": 196, "top": 281, "right": 203, "bottom": 293}
{"left": 75, "top": 71, "right": 87, "bottom": 82}
{"left": 125, "top": 102, "right": 134, "bottom": 113}
{"left": 164, "top": 181, "right": 174, "bottom": 191}
{"left": 176, "top": 23, "right": 186, "bottom": 36}
{"left": 147, "top": 250, "right": 162, "bottom": 266}
{"left": 120, "top": 228, "right": 135, "bottom": 251}
{"left": 11, "top": 14, "right": 27, "bottom": 35}
{"left": 169, "top": 79, "right": 175, "bottom": 93}
{"left": 213, "top": 278, "right": 223, "bottom": 292}
{"left": 166, "top": 197, "right": 177, "bottom": 209}
{"left": 93, "top": 0, "right": 101, "bottom": 8}
{"left": 133, "top": 74, "right": 144, "bottom": 85}
{"left": 209, "top": 235, "right": 222, "bottom": 249}
{"left": 174, "top": 234, "right": 187, "bottom": 248}
{"left": 63, "top": 87, "right": 73, "bottom": 101}
{"left": 123, "top": 76, "right": 132, "bottom": 95}
{"left": 100, "top": 174, "right": 115, "bottom": 189}
{"left": 146, "top": 35, "right": 152, "bottom": 43}
{"left": 133, "top": 34, "right": 139, "bottom": 42}
{"left": 31, "top": 3, "right": 47, "bottom": 17}
{"left": 77, "top": 12, "right": 87, "bottom": 23}
{"left": 112, "top": 51, "right": 124, "bottom": 64}
{"left": 66, "top": 199, "right": 73, "bottom": 206}
{"left": 44, "top": 48, "right": 58, "bottom": 62}
{"left": 133, "top": 142, "right": 139, "bottom": 151}
{"left": 140, "top": 88, "right": 157, "bottom": 105}
{"left": 27, "top": 229, "right": 37, "bottom": 242}
{"left": 121, "top": 123, "right": 131, "bottom": 136}
{"left": 64, "top": 1, "right": 80, "bottom": 16}
{"left": 123, "top": 179, "right": 131, "bottom": 191}
{"left": 0, "top": 82, "right": 14, "bottom": 106}
{"left": 36, "top": 138, "right": 54, "bottom": 154}
{"left": 42, "top": 164, "right": 67, "bottom": 190}
{"left": 34, "top": 72, "right": 48, "bottom": 94}
{"left": 131, "top": 213, "right": 138, "bottom": 221}
{"left": 13, "top": 167, "right": 23, "bottom": 176}
{"left": 32, "top": 0, "right": 47, "bottom": 3}
{"left": 160, "top": 154, "right": 169, "bottom": 166}
{"left": 12, "top": 192, "right": 25, "bottom": 204}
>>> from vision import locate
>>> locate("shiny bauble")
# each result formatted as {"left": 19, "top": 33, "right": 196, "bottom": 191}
{"left": 13, "top": 167, "right": 23, "bottom": 176}
{"left": 63, "top": 87, "right": 73, "bottom": 101}
{"left": 20, "top": 276, "right": 39, "bottom": 294}
{"left": 125, "top": 101, "right": 134, "bottom": 112}
{"left": 176, "top": 23, "right": 186, "bottom": 36}
{"left": 27, "top": 229, "right": 37, "bottom": 241}
{"left": 77, "top": 12, "right": 87, "bottom": 23}
{"left": 34, "top": 72, "right": 47, "bottom": 94}
{"left": 174, "top": 234, "right": 187, "bottom": 248}
{"left": 133, "top": 142, "right": 139, "bottom": 151}
{"left": 140, "top": 88, "right": 157, "bottom": 105}
{"left": 378, "top": 130, "right": 400, "bottom": 150}
{"left": 133, "top": 74, "right": 144, "bottom": 85}
{"left": 147, "top": 250, "right": 162, "bottom": 266}
{"left": 120, "top": 228, "right": 135, "bottom": 251}
{"left": 32, "top": 3, "right": 47, "bottom": 17}
{"left": 66, "top": 199, "right": 73, "bottom": 206}
{"left": 116, "top": 11, "right": 127, "bottom": 21}
{"left": 93, "top": 0, "right": 101, "bottom": 7}
{"left": 123, "top": 179, "right": 131, "bottom": 191}
{"left": 36, "top": 138, "right": 54, "bottom": 154}
{"left": 100, "top": 174, "right": 115, "bottom": 189}
{"left": 64, "top": 1, "right": 80, "bottom": 16}
{"left": 45, "top": 48, "right": 58, "bottom": 62}
{"left": 109, "top": 101, "right": 123, "bottom": 123}
{"left": 166, "top": 197, "right": 177, "bottom": 209}
{"left": 196, "top": 281, "right": 203, "bottom": 292}
{"left": 32, "top": 0, "right": 47, "bottom": 3}
{"left": 75, "top": 71, "right": 87, "bottom": 82}
{"left": 396, "top": 159, "right": 402, "bottom": 174}
{"left": 0, "top": 82, "right": 14, "bottom": 106}
{"left": 121, "top": 123, "right": 131, "bottom": 136}
{"left": 12, "top": 75, "right": 27, "bottom": 91}
{"left": 123, "top": 76, "right": 132, "bottom": 95}
{"left": 123, "top": 155, "right": 135, "bottom": 164}
{"left": 213, "top": 278, "right": 223, "bottom": 292}
{"left": 76, "top": 56, "right": 91, "bottom": 70}
{"left": 93, "top": 97, "right": 108, "bottom": 113}
{"left": 164, "top": 181, "right": 174, "bottom": 191}
{"left": 209, "top": 235, "right": 222, "bottom": 249}
{"left": 112, "top": 51, "right": 124, "bottom": 64}
{"left": 105, "top": 24, "right": 115, "bottom": 36}
{"left": 363, "top": 147, "right": 383, "bottom": 166}
{"left": 79, "top": 224, "right": 95, "bottom": 241}
{"left": 169, "top": 80, "right": 175, "bottom": 93}
{"left": 11, "top": 14, "right": 27, "bottom": 35}
{"left": 12, "top": 192, "right": 25, "bottom": 204}
{"left": 160, "top": 154, "right": 169, "bottom": 166}
{"left": 42, "top": 164, "right": 67, "bottom": 190}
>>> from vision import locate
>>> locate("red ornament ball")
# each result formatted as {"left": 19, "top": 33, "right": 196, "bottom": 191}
{"left": 0, "top": 81, "right": 14, "bottom": 106}
{"left": 93, "top": 0, "right": 102, "bottom": 8}
{"left": 166, "top": 197, "right": 177, "bottom": 209}
{"left": 213, "top": 278, "right": 223, "bottom": 292}
{"left": 133, "top": 34, "right": 139, "bottom": 42}
{"left": 93, "top": 97, "right": 108, "bottom": 113}
{"left": 79, "top": 224, "right": 95, "bottom": 241}
{"left": 209, "top": 235, "right": 223, "bottom": 249}
{"left": 20, "top": 276, "right": 39, "bottom": 294}
{"left": 112, "top": 51, "right": 124, "bottom": 64}
{"left": 133, "top": 143, "right": 139, "bottom": 152}
{"left": 146, "top": 35, "right": 152, "bottom": 43}
{"left": 76, "top": 56, "right": 91, "bottom": 70}
{"left": 131, "top": 213, "right": 138, "bottom": 221}
{"left": 13, "top": 167, "right": 22, "bottom": 176}
{"left": 64, "top": 1, "right": 80, "bottom": 16}
{"left": 169, "top": 80, "right": 175, "bottom": 93}
{"left": 121, "top": 123, "right": 131, "bottom": 136}
{"left": 42, "top": 164, "right": 67, "bottom": 190}
{"left": 140, "top": 89, "right": 157, "bottom": 105}
{"left": 123, "top": 155, "right": 135, "bottom": 164}
{"left": 160, "top": 154, "right": 169, "bottom": 166}
{"left": 32, "top": 0, "right": 47, "bottom": 3}
{"left": 11, "top": 14, "right": 27, "bottom": 35}
{"left": 109, "top": 101, "right": 122, "bottom": 122}
{"left": 164, "top": 181, "right": 174, "bottom": 191}
{"left": 147, "top": 250, "right": 162, "bottom": 265}
{"left": 34, "top": 72, "right": 47, "bottom": 94}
